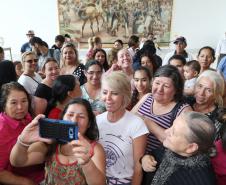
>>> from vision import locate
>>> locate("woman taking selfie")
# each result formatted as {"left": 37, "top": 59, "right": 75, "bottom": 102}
{"left": 10, "top": 98, "right": 106, "bottom": 185}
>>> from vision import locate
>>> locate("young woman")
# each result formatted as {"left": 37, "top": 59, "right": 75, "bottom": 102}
{"left": 60, "top": 42, "right": 86, "bottom": 85}
{"left": 93, "top": 48, "right": 109, "bottom": 72}
{"left": 128, "top": 66, "right": 152, "bottom": 110}
{"left": 81, "top": 60, "right": 106, "bottom": 115}
{"left": 34, "top": 58, "right": 60, "bottom": 115}
{"left": 10, "top": 98, "right": 106, "bottom": 185}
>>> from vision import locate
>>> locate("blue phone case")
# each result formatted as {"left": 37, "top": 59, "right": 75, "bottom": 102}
{"left": 39, "top": 118, "right": 78, "bottom": 142}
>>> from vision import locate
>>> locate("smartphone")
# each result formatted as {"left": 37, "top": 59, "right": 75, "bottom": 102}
{"left": 39, "top": 118, "right": 78, "bottom": 142}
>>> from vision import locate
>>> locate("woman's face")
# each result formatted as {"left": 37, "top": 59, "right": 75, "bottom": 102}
{"left": 15, "top": 63, "right": 23, "bottom": 77}
{"left": 169, "top": 59, "right": 184, "bottom": 78}
{"left": 134, "top": 70, "right": 150, "bottom": 94}
{"left": 163, "top": 115, "right": 191, "bottom": 156}
{"left": 114, "top": 41, "right": 123, "bottom": 50}
{"left": 44, "top": 61, "right": 60, "bottom": 81}
{"left": 4, "top": 90, "right": 29, "bottom": 120}
{"left": 197, "top": 49, "right": 214, "bottom": 70}
{"left": 152, "top": 76, "right": 176, "bottom": 103}
{"left": 69, "top": 79, "right": 82, "bottom": 98}
{"left": 63, "top": 103, "right": 89, "bottom": 135}
{"left": 94, "top": 51, "right": 105, "bottom": 65}
{"left": 141, "top": 56, "right": 153, "bottom": 72}
{"left": 62, "top": 47, "right": 77, "bottom": 65}
{"left": 101, "top": 83, "right": 124, "bottom": 113}
{"left": 23, "top": 54, "right": 38, "bottom": 73}
{"left": 194, "top": 77, "right": 215, "bottom": 106}
{"left": 117, "top": 50, "right": 132, "bottom": 69}
{"left": 85, "top": 64, "right": 102, "bottom": 86}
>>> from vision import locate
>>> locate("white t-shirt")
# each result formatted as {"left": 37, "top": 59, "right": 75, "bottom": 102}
{"left": 18, "top": 73, "right": 42, "bottom": 95}
{"left": 97, "top": 111, "right": 148, "bottom": 181}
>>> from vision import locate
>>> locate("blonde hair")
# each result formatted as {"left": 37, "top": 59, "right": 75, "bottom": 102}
{"left": 60, "top": 42, "right": 79, "bottom": 67}
{"left": 88, "top": 36, "right": 102, "bottom": 48}
{"left": 21, "top": 51, "right": 36, "bottom": 67}
{"left": 102, "top": 71, "right": 131, "bottom": 108}
{"left": 196, "top": 70, "right": 225, "bottom": 107}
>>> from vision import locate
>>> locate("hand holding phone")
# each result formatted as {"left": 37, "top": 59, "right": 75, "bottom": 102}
{"left": 39, "top": 118, "right": 78, "bottom": 143}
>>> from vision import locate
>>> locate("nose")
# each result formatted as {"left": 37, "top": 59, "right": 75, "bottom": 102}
{"left": 198, "top": 88, "right": 205, "bottom": 95}
{"left": 157, "top": 84, "right": 164, "bottom": 92}
{"left": 106, "top": 92, "right": 112, "bottom": 101}
{"left": 16, "top": 103, "right": 23, "bottom": 109}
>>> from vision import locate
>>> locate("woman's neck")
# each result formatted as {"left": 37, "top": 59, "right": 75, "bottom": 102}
{"left": 23, "top": 70, "right": 35, "bottom": 77}
{"left": 42, "top": 78, "right": 54, "bottom": 87}
{"left": 107, "top": 108, "right": 126, "bottom": 123}
{"left": 193, "top": 102, "right": 216, "bottom": 113}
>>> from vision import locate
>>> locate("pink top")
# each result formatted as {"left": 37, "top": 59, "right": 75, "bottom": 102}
{"left": 0, "top": 113, "right": 44, "bottom": 183}
{"left": 211, "top": 140, "right": 226, "bottom": 185}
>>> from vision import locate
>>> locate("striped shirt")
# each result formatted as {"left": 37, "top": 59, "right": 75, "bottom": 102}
{"left": 138, "top": 95, "right": 189, "bottom": 152}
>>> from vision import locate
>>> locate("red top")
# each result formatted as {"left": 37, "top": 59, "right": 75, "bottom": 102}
{"left": 211, "top": 140, "right": 226, "bottom": 185}
{"left": 48, "top": 107, "right": 62, "bottom": 119}
{"left": 0, "top": 112, "right": 44, "bottom": 183}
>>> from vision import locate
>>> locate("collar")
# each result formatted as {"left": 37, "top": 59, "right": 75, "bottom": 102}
{"left": 0, "top": 112, "right": 32, "bottom": 129}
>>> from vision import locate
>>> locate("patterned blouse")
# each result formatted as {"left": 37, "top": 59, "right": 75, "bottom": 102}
{"left": 45, "top": 144, "right": 87, "bottom": 185}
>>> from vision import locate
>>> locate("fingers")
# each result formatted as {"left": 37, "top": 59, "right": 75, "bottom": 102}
{"left": 142, "top": 155, "right": 157, "bottom": 172}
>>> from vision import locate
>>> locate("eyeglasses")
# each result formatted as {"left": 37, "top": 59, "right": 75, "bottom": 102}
{"left": 25, "top": 59, "right": 38, "bottom": 64}
{"left": 86, "top": 71, "right": 102, "bottom": 75}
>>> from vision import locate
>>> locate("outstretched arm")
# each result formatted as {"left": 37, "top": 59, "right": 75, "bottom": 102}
{"left": 10, "top": 114, "right": 52, "bottom": 167}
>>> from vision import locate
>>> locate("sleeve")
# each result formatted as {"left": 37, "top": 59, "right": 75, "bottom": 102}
{"left": 131, "top": 115, "right": 149, "bottom": 139}
{"left": 217, "top": 56, "right": 226, "bottom": 72}
{"left": 0, "top": 126, "right": 11, "bottom": 171}
{"left": 34, "top": 84, "right": 45, "bottom": 98}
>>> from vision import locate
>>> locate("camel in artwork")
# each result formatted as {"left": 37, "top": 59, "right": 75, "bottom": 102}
{"left": 78, "top": 1, "right": 105, "bottom": 37}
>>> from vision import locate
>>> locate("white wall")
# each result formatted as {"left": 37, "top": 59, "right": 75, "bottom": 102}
{"left": 0, "top": 0, "right": 58, "bottom": 60}
{"left": 0, "top": 0, "right": 226, "bottom": 60}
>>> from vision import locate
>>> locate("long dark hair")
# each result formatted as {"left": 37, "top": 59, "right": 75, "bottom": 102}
{"left": 46, "top": 75, "right": 76, "bottom": 115}
{"left": 93, "top": 48, "right": 109, "bottom": 71}
{"left": 61, "top": 98, "right": 99, "bottom": 141}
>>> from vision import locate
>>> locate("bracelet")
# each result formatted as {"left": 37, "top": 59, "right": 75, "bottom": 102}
{"left": 17, "top": 135, "right": 30, "bottom": 147}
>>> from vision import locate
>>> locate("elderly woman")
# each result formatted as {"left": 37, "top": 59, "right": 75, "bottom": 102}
{"left": 132, "top": 65, "right": 192, "bottom": 152}
{"left": 141, "top": 111, "right": 217, "bottom": 185}
{"left": 97, "top": 71, "right": 149, "bottom": 185}
{"left": 60, "top": 42, "right": 86, "bottom": 85}
{"left": 188, "top": 70, "right": 225, "bottom": 140}
{"left": 0, "top": 82, "right": 44, "bottom": 184}
{"left": 18, "top": 51, "right": 42, "bottom": 96}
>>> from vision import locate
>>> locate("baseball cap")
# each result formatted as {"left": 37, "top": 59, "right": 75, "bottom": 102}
{"left": 173, "top": 36, "right": 187, "bottom": 45}
{"left": 26, "top": 30, "right": 35, "bottom": 36}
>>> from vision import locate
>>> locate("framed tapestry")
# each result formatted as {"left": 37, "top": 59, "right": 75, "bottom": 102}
{"left": 58, "top": 0, "right": 174, "bottom": 47}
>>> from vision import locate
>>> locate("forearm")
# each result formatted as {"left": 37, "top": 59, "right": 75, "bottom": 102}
{"left": 144, "top": 118, "right": 165, "bottom": 142}
{"left": 82, "top": 160, "right": 105, "bottom": 185}
{"left": 0, "top": 170, "right": 35, "bottom": 185}
{"left": 131, "top": 163, "right": 143, "bottom": 185}
{"left": 10, "top": 138, "right": 30, "bottom": 167}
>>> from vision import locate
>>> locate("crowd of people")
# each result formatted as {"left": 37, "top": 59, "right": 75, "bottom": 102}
{"left": 0, "top": 31, "right": 226, "bottom": 185}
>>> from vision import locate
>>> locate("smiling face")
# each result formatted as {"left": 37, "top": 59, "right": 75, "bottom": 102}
{"left": 134, "top": 70, "right": 150, "bottom": 94}
{"left": 23, "top": 53, "right": 38, "bottom": 74}
{"left": 62, "top": 46, "right": 77, "bottom": 65}
{"left": 117, "top": 49, "right": 132, "bottom": 69}
{"left": 43, "top": 61, "right": 60, "bottom": 81}
{"left": 94, "top": 51, "right": 105, "bottom": 65}
{"left": 152, "top": 76, "right": 176, "bottom": 103}
{"left": 85, "top": 64, "right": 102, "bottom": 86}
{"left": 197, "top": 48, "right": 214, "bottom": 71}
{"left": 101, "top": 83, "right": 124, "bottom": 113}
{"left": 194, "top": 77, "right": 215, "bottom": 106}
{"left": 63, "top": 103, "right": 89, "bottom": 135}
{"left": 4, "top": 90, "right": 29, "bottom": 120}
